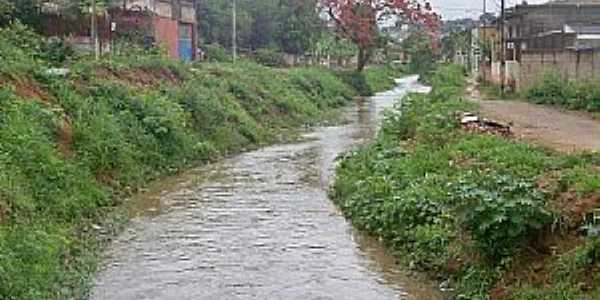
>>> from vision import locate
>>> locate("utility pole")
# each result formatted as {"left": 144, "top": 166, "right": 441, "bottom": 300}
{"left": 91, "top": 0, "right": 100, "bottom": 60}
{"left": 483, "top": 0, "right": 486, "bottom": 16}
{"left": 232, "top": 0, "right": 237, "bottom": 62}
{"left": 500, "top": 0, "right": 506, "bottom": 95}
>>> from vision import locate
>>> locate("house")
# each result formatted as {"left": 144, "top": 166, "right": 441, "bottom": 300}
{"left": 118, "top": 0, "right": 198, "bottom": 61}
{"left": 41, "top": 0, "right": 198, "bottom": 61}
{"left": 503, "top": 0, "right": 600, "bottom": 90}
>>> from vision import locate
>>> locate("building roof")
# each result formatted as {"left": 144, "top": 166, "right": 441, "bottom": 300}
{"left": 548, "top": 0, "right": 600, "bottom": 3}
{"left": 565, "top": 24, "right": 600, "bottom": 34}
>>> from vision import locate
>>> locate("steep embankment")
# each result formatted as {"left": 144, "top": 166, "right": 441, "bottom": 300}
{"left": 333, "top": 65, "right": 600, "bottom": 299}
{"left": 0, "top": 23, "right": 401, "bottom": 299}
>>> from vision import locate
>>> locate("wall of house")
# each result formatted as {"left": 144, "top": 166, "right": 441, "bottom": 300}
{"left": 153, "top": 15, "right": 180, "bottom": 59}
{"left": 519, "top": 49, "right": 600, "bottom": 90}
{"left": 510, "top": 5, "right": 600, "bottom": 39}
{"left": 180, "top": 2, "right": 196, "bottom": 24}
{"left": 151, "top": 0, "right": 197, "bottom": 61}
{"left": 154, "top": 0, "right": 173, "bottom": 18}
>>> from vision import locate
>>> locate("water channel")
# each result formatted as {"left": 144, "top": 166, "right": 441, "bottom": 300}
{"left": 91, "top": 76, "right": 439, "bottom": 300}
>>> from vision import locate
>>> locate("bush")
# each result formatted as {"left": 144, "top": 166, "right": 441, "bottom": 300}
{"left": 452, "top": 173, "right": 552, "bottom": 260}
{"left": 204, "top": 43, "right": 230, "bottom": 62}
{"left": 40, "top": 37, "right": 75, "bottom": 64}
{"left": 254, "top": 48, "right": 284, "bottom": 67}
{"left": 0, "top": 0, "right": 13, "bottom": 26}
{"left": 0, "top": 21, "right": 44, "bottom": 76}
{"left": 526, "top": 71, "right": 600, "bottom": 112}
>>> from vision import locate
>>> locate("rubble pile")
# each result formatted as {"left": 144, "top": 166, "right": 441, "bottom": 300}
{"left": 458, "top": 112, "right": 512, "bottom": 137}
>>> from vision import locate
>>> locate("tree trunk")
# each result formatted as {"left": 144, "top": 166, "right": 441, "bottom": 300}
{"left": 357, "top": 47, "right": 370, "bottom": 72}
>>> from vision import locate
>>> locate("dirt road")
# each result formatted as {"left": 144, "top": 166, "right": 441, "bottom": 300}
{"left": 469, "top": 84, "right": 600, "bottom": 153}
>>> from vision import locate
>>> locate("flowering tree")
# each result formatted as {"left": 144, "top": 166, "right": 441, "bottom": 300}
{"left": 320, "top": 0, "right": 441, "bottom": 72}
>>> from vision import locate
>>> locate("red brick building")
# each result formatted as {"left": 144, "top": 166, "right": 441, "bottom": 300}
{"left": 121, "top": 0, "right": 198, "bottom": 61}
{"left": 42, "top": 0, "right": 198, "bottom": 61}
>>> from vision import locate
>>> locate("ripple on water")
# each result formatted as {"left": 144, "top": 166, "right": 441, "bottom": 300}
{"left": 91, "top": 77, "right": 442, "bottom": 300}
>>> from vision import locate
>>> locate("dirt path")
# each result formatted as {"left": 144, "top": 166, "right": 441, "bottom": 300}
{"left": 468, "top": 83, "right": 600, "bottom": 153}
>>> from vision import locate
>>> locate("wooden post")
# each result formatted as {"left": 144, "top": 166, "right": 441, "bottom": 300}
{"left": 91, "top": 0, "right": 100, "bottom": 60}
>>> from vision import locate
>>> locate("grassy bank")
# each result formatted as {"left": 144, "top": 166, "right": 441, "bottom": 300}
{"left": 337, "top": 65, "right": 404, "bottom": 96}
{"left": 527, "top": 72, "right": 600, "bottom": 113}
{"left": 0, "top": 22, "right": 411, "bottom": 299}
{"left": 333, "top": 64, "right": 600, "bottom": 299}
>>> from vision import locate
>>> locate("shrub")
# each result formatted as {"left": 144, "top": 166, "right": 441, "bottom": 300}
{"left": 0, "top": 21, "right": 44, "bottom": 76}
{"left": 40, "top": 37, "right": 75, "bottom": 64}
{"left": 452, "top": 173, "right": 552, "bottom": 260}
{"left": 204, "top": 43, "right": 230, "bottom": 62}
{"left": 254, "top": 48, "right": 284, "bottom": 67}
{"left": 526, "top": 71, "right": 600, "bottom": 113}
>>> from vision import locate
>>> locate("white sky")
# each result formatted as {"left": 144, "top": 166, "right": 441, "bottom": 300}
{"left": 429, "top": 0, "right": 550, "bottom": 20}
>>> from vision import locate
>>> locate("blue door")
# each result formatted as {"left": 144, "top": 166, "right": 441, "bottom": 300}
{"left": 178, "top": 24, "right": 193, "bottom": 62}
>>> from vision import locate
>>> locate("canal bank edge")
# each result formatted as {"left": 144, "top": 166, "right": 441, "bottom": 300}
{"left": 333, "top": 64, "right": 600, "bottom": 299}
{"left": 0, "top": 30, "right": 405, "bottom": 300}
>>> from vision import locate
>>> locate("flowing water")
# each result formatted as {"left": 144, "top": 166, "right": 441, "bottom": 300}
{"left": 91, "top": 76, "right": 438, "bottom": 300}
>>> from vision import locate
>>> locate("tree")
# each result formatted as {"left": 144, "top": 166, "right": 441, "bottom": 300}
{"left": 278, "top": 0, "right": 324, "bottom": 55}
{"left": 320, "top": 0, "right": 441, "bottom": 72}
{"left": 198, "top": 0, "right": 324, "bottom": 55}
{"left": 0, "top": 0, "right": 14, "bottom": 26}
{"left": 404, "top": 31, "right": 435, "bottom": 76}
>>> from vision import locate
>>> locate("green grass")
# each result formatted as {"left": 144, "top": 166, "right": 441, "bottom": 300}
{"left": 337, "top": 64, "right": 404, "bottom": 96}
{"left": 0, "top": 22, "right": 412, "bottom": 299}
{"left": 526, "top": 71, "right": 600, "bottom": 113}
{"left": 333, "top": 64, "right": 600, "bottom": 299}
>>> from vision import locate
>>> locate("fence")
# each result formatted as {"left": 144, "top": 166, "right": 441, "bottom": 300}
{"left": 519, "top": 49, "right": 600, "bottom": 91}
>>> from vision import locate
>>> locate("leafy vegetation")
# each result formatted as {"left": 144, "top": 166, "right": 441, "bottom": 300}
{"left": 333, "top": 64, "right": 600, "bottom": 299}
{"left": 198, "top": 0, "right": 324, "bottom": 56}
{"left": 404, "top": 32, "right": 437, "bottom": 77}
{"left": 255, "top": 48, "right": 285, "bottom": 67}
{"left": 527, "top": 71, "right": 600, "bottom": 113}
{"left": 337, "top": 64, "right": 404, "bottom": 96}
{"left": 0, "top": 21, "right": 399, "bottom": 299}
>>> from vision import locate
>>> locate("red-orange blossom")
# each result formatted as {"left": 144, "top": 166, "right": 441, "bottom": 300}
{"left": 319, "top": 0, "right": 441, "bottom": 71}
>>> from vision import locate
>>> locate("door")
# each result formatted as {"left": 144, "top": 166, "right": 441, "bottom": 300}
{"left": 178, "top": 23, "right": 193, "bottom": 62}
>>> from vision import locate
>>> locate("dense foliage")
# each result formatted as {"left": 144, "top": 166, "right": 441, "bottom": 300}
{"left": 527, "top": 72, "right": 600, "bottom": 112}
{"left": 404, "top": 32, "right": 436, "bottom": 77}
{"left": 198, "top": 0, "right": 324, "bottom": 55}
{"left": 334, "top": 65, "right": 600, "bottom": 299}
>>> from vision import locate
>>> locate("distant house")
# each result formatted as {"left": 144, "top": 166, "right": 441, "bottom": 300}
{"left": 503, "top": 0, "right": 600, "bottom": 90}
{"left": 41, "top": 0, "right": 198, "bottom": 61}
{"left": 506, "top": 0, "right": 600, "bottom": 60}
{"left": 119, "top": 0, "right": 198, "bottom": 61}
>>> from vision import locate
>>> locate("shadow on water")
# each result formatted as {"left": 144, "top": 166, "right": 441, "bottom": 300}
{"left": 91, "top": 76, "right": 440, "bottom": 300}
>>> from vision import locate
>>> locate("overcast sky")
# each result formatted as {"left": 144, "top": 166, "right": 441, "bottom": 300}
{"left": 430, "top": 0, "right": 549, "bottom": 20}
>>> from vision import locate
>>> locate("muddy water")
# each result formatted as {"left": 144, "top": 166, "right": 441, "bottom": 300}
{"left": 91, "top": 76, "right": 438, "bottom": 300}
